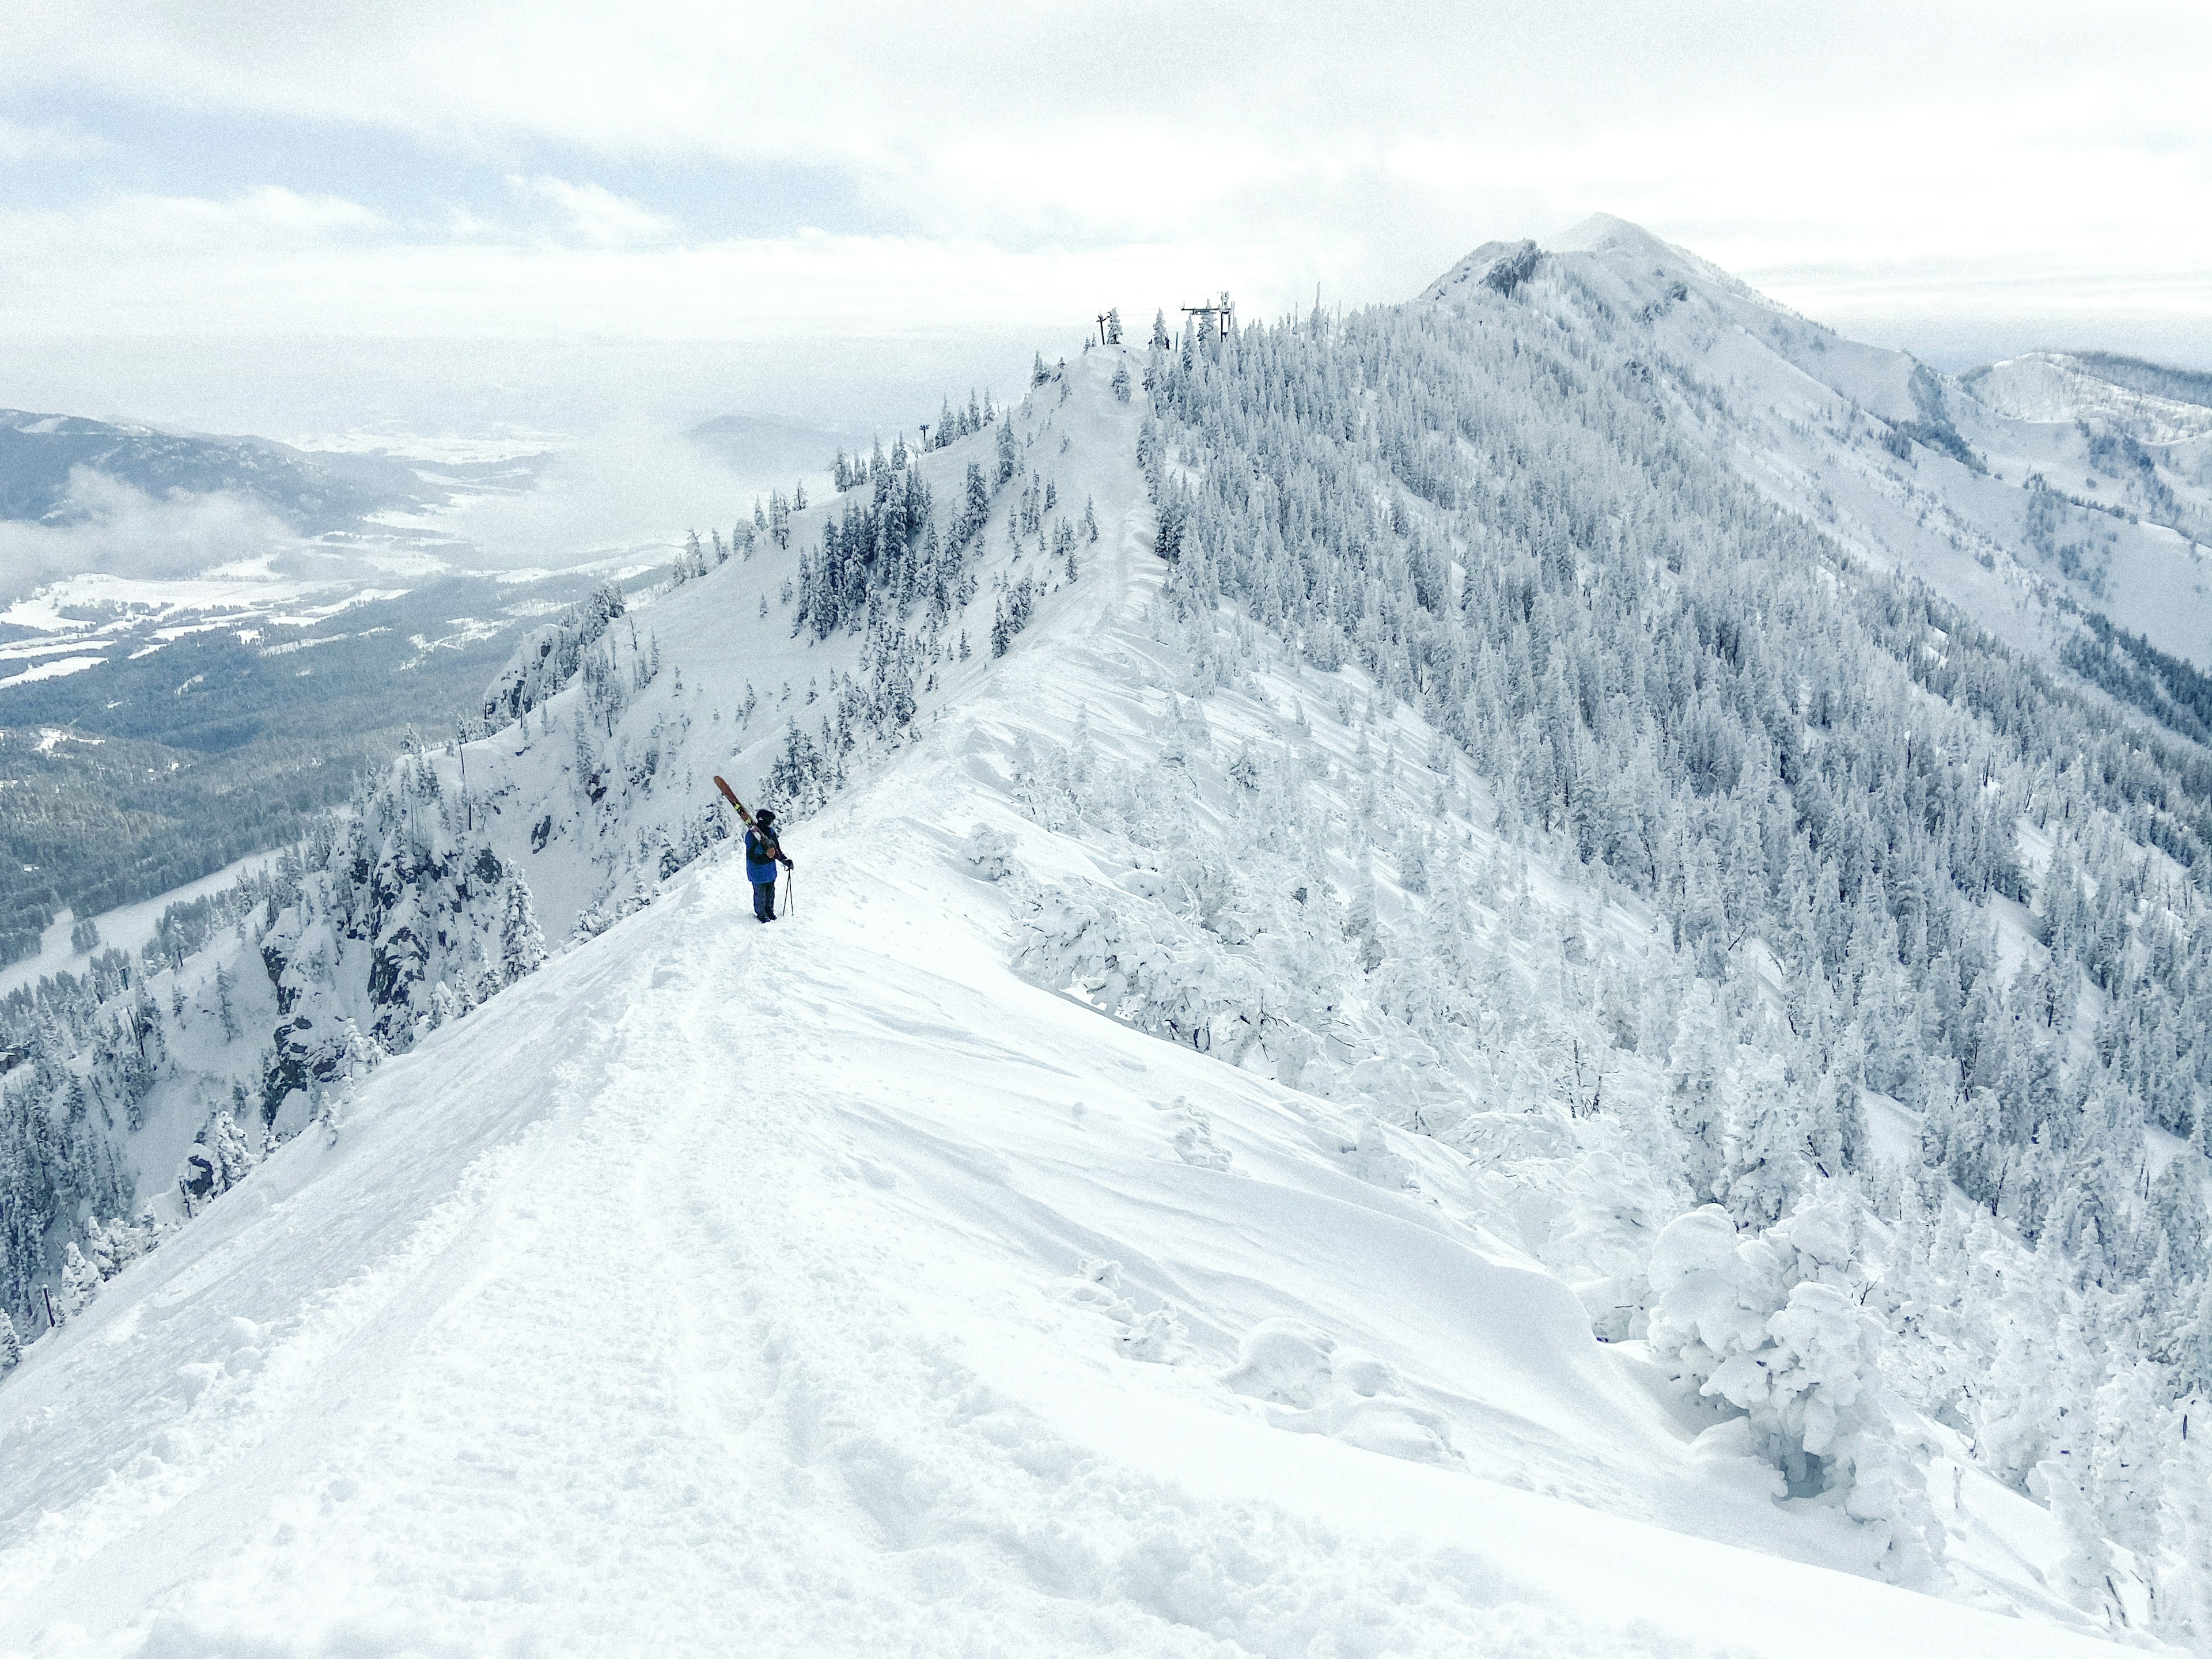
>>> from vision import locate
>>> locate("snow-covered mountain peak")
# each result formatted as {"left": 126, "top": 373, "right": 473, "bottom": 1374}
{"left": 1425, "top": 212, "right": 1775, "bottom": 321}
{"left": 1545, "top": 209, "right": 1647, "bottom": 251}
{"left": 1423, "top": 209, "right": 2212, "bottom": 670}
{"left": 1547, "top": 210, "right": 1726, "bottom": 283}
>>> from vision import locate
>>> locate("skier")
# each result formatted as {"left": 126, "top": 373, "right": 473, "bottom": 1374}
{"left": 745, "top": 808, "right": 795, "bottom": 923}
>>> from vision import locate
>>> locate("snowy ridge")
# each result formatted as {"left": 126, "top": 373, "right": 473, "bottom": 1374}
{"left": 5, "top": 259, "right": 2212, "bottom": 1654}
{"left": 0, "top": 376, "right": 1056, "bottom": 1302}
{"left": 0, "top": 824, "right": 2112, "bottom": 1654}
{"left": 0, "top": 359, "right": 2126, "bottom": 1650}
{"left": 1963, "top": 354, "right": 2212, "bottom": 445}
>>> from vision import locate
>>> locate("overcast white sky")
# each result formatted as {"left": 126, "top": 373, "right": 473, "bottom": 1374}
{"left": 2, "top": 0, "right": 2207, "bottom": 434}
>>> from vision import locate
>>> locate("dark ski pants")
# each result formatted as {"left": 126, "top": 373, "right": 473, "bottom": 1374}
{"left": 752, "top": 879, "right": 778, "bottom": 922}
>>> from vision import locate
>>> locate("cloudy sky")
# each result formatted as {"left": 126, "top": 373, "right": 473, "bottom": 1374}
{"left": 2, "top": 0, "right": 2207, "bottom": 432}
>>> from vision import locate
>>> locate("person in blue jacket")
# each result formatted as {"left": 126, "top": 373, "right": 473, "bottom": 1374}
{"left": 745, "top": 808, "right": 795, "bottom": 922}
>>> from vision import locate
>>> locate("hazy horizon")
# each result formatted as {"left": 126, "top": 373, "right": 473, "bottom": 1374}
{"left": 7, "top": 271, "right": 2208, "bottom": 450}
{"left": 3, "top": 2, "right": 2207, "bottom": 442}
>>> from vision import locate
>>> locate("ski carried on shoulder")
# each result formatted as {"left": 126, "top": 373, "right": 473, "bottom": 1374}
{"left": 712, "top": 775, "right": 756, "bottom": 828}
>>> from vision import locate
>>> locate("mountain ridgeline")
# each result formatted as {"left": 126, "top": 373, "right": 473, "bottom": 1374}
{"left": 5, "top": 223, "right": 2212, "bottom": 1644}
{"left": 1141, "top": 245, "right": 2210, "bottom": 1245}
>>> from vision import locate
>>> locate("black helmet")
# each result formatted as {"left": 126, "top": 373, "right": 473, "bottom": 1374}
{"left": 756, "top": 808, "right": 776, "bottom": 824}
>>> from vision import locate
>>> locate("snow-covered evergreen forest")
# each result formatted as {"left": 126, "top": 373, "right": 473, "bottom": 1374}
{"left": 1117, "top": 277, "right": 2212, "bottom": 1626}
{"left": 6, "top": 228, "right": 2212, "bottom": 1650}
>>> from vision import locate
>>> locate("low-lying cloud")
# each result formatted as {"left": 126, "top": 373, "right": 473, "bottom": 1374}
{"left": 0, "top": 466, "right": 297, "bottom": 600}
{"left": 434, "top": 418, "right": 832, "bottom": 571}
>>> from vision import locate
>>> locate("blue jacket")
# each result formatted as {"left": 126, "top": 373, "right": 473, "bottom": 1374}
{"left": 745, "top": 825, "right": 787, "bottom": 885}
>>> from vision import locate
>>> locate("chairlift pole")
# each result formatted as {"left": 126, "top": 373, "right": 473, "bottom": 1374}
{"left": 1179, "top": 291, "right": 1236, "bottom": 341}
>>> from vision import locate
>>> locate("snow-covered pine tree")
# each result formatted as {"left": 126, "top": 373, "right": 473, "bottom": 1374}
{"left": 56, "top": 1240, "right": 100, "bottom": 1319}
{"left": 498, "top": 878, "right": 548, "bottom": 988}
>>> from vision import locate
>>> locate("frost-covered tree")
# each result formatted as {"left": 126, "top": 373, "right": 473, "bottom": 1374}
{"left": 56, "top": 1239, "right": 100, "bottom": 1319}
{"left": 1721, "top": 1054, "right": 1804, "bottom": 1228}
{"left": 497, "top": 878, "right": 548, "bottom": 989}
{"left": 214, "top": 964, "right": 240, "bottom": 1042}
{"left": 1649, "top": 1200, "right": 1943, "bottom": 1581}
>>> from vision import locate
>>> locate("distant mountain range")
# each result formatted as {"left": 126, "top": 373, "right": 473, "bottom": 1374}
{"left": 1, "top": 410, "right": 419, "bottom": 529}
{"left": 0, "top": 408, "right": 558, "bottom": 533}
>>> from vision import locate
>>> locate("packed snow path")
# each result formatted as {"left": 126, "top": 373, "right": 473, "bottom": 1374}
{"left": 0, "top": 830, "right": 2126, "bottom": 1656}
{"left": 0, "top": 357, "right": 2131, "bottom": 1657}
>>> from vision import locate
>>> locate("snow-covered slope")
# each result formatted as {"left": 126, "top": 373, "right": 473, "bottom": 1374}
{"left": 1427, "top": 215, "right": 2212, "bottom": 679}
{"left": 0, "top": 825, "right": 2099, "bottom": 1655}
{"left": 1959, "top": 353, "right": 2212, "bottom": 552}
{"left": 9, "top": 279, "right": 2211, "bottom": 1656}
{"left": 0, "top": 355, "right": 2127, "bottom": 1653}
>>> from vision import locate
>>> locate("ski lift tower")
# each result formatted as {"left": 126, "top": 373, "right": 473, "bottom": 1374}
{"left": 1180, "top": 290, "right": 1236, "bottom": 340}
